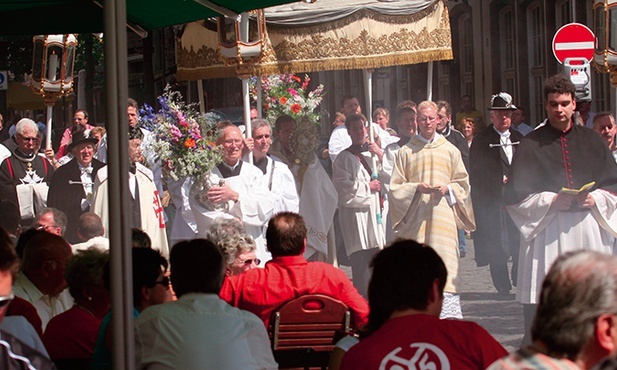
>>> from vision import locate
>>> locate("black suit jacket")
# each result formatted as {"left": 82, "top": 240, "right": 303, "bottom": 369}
{"left": 469, "top": 125, "right": 522, "bottom": 266}
{"left": 47, "top": 158, "right": 105, "bottom": 244}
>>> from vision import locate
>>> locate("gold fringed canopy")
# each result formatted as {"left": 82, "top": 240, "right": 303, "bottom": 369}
{"left": 176, "top": 0, "right": 453, "bottom": 80}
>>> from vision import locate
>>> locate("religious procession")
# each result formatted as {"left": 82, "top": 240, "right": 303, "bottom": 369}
{"left": 1, "top": 0, "right": 617, "bottom": 369}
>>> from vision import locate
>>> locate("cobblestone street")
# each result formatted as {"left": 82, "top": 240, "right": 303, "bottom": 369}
{"left": 459, "top": 238, "right": 523, "bottom": 352}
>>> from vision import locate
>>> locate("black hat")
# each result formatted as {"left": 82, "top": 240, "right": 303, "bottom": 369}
{"left": 488, "top": 92, "right": 517, "bottom": 111}
{"left": 67, "top": 128, "right": 98, "bottom": 152}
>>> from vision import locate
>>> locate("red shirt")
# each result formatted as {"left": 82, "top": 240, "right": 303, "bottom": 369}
{"left": 6, "top": 296, "right": 43, "bottom": 338}
{"left": 220, "top": 255, "right": 369, "bottom": 329}
{"left": 43, "top": 306, "right": 102, "bottom": 361}
{"left": 341, "top": 314, "right": 507, "bottom": 370}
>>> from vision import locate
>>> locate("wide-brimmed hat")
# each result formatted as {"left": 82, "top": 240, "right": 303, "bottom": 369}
{"left": 488, "top": 92, "right": 517, "bottom": 111}
{"left": 67, "top": 128, "right": 98, "bottom": 152}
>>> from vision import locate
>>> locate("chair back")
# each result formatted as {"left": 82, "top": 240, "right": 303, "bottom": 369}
{"left": 270, "top": 294, "right": 351, "bottom": 369}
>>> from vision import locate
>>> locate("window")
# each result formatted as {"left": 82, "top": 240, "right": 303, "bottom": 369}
{"left": 459, "top": 13, "right": 474, "bottom": 98}
{"left": 500, "top": 7, "right": 516, "bottom": 98}
{"left": 527, "top": 2, "right": 546, "bottom": 124}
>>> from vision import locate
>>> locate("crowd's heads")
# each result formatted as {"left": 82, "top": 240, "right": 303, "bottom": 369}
{"left": 15, "top": 118, "right": 40, "bottom": 155}
{"left": 396, "top": 100, "right": 417, "bottom": 113}
{"left": 341, "top": 94, "right": 361, "bottom": 118}
{"left": 436, "top": 100, "right": 452, "bottom": 131}
{"left": 21, "top": 232, "right": 72, "bottom": 296}
{"left": 34, "top": 208, "right": 67, "bottom": 237}
{"left": 532, "top": 250, "right": 617, "bottom": 363}
{"left": 170, "top": 239, "right": 225, "bottom": 297}
{"left": 543, "top": 75, "right": 576, "bottom": 102}
{"left": 265, "top": 212, "right": 307, "bottom": 257}
{"left": 73, "top": 109, "right": 89, "bottom": 127}
{"left": 219, "top": 235, "right": 258, "bottom": 276}
{"left": 365, "top": 239, "right": 447, "bottom": 337}
{"left": 274, "top": 115, "right": 296, "bottom": 149}
{"left": 128, "top": 126, "right": 144, "bottom": 164}
{"left": 395, "top": 107, "right": 417, "bottom": 137}
{"left": 77, "top": 213, "right": 105, "bottom": 241}
{"left": 593, "top": 112, "right": 616, "bottom": 149}
{"left": 251, "top": 119, "right": 272, "bottom": 158}
{"left": 344, "top": 113, "right": 367, "bottom": 130}
{"left": 332, "top": 112, "right": 346, "bottom": 128}
{"left": 127, "top": 98, "right": 139, "bottom": 127}
{"left": 216, "top": 122, "right": 244, "bottom": 165}
{"left": 131, "top": 228, "right": 152, "bottom": 249}
{"left": 511, "top": 107, "right": 525, "bottom": 126}
{"left": 104, "top": 247, "right": 169, "bottom": 310}
{"left": 461, "top": 94, "right": 474, "bottom": 110}
{"left": 65, "top": 248, "right": 110, "bottom": 318}
{"left": 372, "top": 108, "right": 390, "bottom": 130}
{"left": 416, "top": 101, "right": 439, "bottom": 139}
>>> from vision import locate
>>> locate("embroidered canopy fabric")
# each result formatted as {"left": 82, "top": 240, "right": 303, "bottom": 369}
{"left": 177, "top": 0, "right": 453, "bottom": 80}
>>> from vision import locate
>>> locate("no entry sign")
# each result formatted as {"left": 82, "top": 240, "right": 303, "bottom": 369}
{"left": 552, "top": 23, "right": 595, "bottom": 64}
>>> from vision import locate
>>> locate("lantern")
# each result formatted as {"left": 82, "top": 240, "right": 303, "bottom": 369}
{"left": 594, "top": 0, "right": 617, "bottom": 85}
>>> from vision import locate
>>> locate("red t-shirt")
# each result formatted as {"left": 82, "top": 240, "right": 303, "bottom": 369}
{"left": 43, "top": 306, "right": 102, "bottom": 360}
{"left": 220, "top": 255, "right": 369, "bottom": 329}
{"left": 341, "top": 314, "right": 507, "bottom": 370}
{"left": 6, "top": 296, "right": 43, "bottom": 338}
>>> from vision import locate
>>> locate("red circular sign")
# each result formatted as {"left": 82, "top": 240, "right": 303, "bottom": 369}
{"left": 552, "top": 23, "right": 595, "bottom": 63}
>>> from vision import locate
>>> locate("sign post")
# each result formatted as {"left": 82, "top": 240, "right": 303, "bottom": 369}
{"left": 552, "top": 23, "right": 595, "bottom": 64}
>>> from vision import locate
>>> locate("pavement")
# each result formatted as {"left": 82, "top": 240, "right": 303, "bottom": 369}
{"left": 459, "top": 238, "right": 524, "bottom": 352}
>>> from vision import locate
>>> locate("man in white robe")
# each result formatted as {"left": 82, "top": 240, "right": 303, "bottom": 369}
{"left": 380, "top": 107, "right": 416, "bottom": 243}
{"left": 248, "top": 119, "right": 299, "bottom": 214}
{"left": 333, "top": 113, "right": 383, "bottom": 297}
{"left": 92, "top": 127, "right": 169, "bottom": 258}
{"left": 505, "top": 75, "right": 617, "bottom": 344}
{"left": 390, "top": 101, "right": 475, "bottom": 318}
{"left": 189, "top": 124, "right": 275, "bottom": 263}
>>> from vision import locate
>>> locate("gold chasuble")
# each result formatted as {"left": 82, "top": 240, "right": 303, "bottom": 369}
{"left": 390, "top": 135, "right": 475, "bottom": 293}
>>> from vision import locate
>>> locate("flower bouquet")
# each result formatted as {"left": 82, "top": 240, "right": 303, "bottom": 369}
{"left": 250, "top": 74, "right": 325, "bottom": 125}
{"left": 138, "top": 85, "right": 223, "bottom": 182}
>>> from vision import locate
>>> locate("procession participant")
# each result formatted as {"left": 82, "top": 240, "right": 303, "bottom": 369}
{"left": 189, "top": 122, "right": 274, "bottom": 263}
{"left": 380, "top": 107, "right": 416, "bottom": 243}
{"left": 390, "top": 100, "right": 475, "bottom": 318}
{"left": 511, "top": 107, "right": 533, "bottom": 136}
{"left": 57, "top": 110, "right": 94, "bottom": 160}
{"left": 469, "top": 92, "right": 523, "bottom": 293}
{"left": 92, "top": 126, "right": 169, "bottom": 258}
{"left": 249, "top": 119, "right": 299, "bottom": 213}
{"left": 455, "top": 94, "right": 483, "bottom": 128}
{"left": 269, "top": 115, "right": 296, "bottom": 165}
{"left": 333, "top": 113, "right": 383, "bottom": 297}
{"left": 0, "top": 118, "right": 54, "bottom": 224}
{"left": 506, "top": 74, "right": 617, "bottom": 344}
{"left": 47, "top": 128, "right": 105, "bottom": 244}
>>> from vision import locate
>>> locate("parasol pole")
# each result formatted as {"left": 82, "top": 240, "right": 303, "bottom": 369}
{"left": 363, "top": 69, "right": 385, "bottom": 248}
{"left": 427, "top": 61, "right": 434, "bottom": 101}
{"left": 239, "top": 12, "right": 253, "bottom": 164}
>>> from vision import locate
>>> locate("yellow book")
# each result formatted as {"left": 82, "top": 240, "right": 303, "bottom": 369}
{"left": 559, "top": 181, "right": 596, "bottom": 195}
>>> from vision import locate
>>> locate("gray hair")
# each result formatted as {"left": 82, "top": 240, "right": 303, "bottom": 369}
{"left": 251, "top": 119, "right": 271, "bottom": 136}
{"left": 65, "top": 248, "right": 109, "bottom": 301}
{"left": 15, "top": 118, "right": 39, "bottom": 136}
{"left": 532, "top": 250, "right": 617, "bottom": 359}
{"left": 218, "top": 235, "right": 256, "bottom": 266}
{"left": 206, "top": 217, "right": 246, "bottom": 244}
{"left": 592, "top": 111, "right": 615, "bottom": 128}
{"left": 35, "top": 207, "right": 68, "bottom": 236}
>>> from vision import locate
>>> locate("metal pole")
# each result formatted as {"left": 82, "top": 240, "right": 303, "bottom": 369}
{"left": 363, "top": 69, "right": 384, "bottom": 248}
{"left": 197, "top": 79, "right": 205, "bottom": 114}
{"left": 427, "top": 61, "right": 434, "bottom": 101}
{"left": 239, "top": 12, "right": 253, "bottom": 164}
{"left": 45, "top": 105, "right": 53, "bottom": 149}
{"left": 105, "top": 0, "right": 133, "bottom": 369}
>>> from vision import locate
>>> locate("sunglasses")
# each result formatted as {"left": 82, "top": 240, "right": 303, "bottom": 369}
{"left": 0, "top": 292, "right": 14, "bottom": 308}
{"left": 239, "top": 258, "right": 261, "bottom": 267}
{"left": 154, "top": 276, "right": 170, "bottom": 288}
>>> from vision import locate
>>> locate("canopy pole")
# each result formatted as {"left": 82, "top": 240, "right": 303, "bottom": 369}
{"left": 197, "top": 80, "right": 205, "bottom": 114}
{"left": 45, "top": 105, "right": 53, "bottom": 150}
{"left": 427, "top": 61, "right": 434, "bottom": 101}
{"left": 363, "top": 69, "right": 385, "bottom": 248}
{"left": 105, "top": 0, "right": 133, "bottom": 369}
{"left": 240, "top": 12, "right": 253, "bottom": 164}
{"left": 256, "top": 79, "right": 263, "bottom": 118}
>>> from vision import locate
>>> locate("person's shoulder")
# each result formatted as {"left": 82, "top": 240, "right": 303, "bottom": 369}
{"left": 136, "top": 162, "right": 154, "bottom": 180}
{"left": 95, "top": 165, "right": 109, "bottom": 183}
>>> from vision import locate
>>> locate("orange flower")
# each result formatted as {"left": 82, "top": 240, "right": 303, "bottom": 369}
{"left": 184, "top": 138, "right": 196, "bottom": 148}
{"left": 292, "top": 75, "right": 301, "bottom": 83}
{"left": 290, "top": 103, "right": 302, "bottom": 114}
{"left": 279, "top": 97, "right": 288, "bottom": 105}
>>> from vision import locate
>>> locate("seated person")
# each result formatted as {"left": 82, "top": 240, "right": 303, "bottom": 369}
{"left": 340, "top": 240, "right": 507, "bottom": 369}
{"left": 207, "top": 217, "right": 260, "bottom": 276}
{"left": 135, "top": 239, "right": 277, "bottom": 369}
{"left": 220, "top": 212, "right": 369, "bottom": 329}
{"left": 90, "top": 247, "right": 172, "bottom": 369}
{"left": 43, "top": 248, "right": 109, "bottom": 367}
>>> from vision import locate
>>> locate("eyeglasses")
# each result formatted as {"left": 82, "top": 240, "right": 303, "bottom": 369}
{"left": 0, "top": 292, "right": 14, "bottom": 308}
{"left": 19, "top": 135, "right": 39, "bottom": 143}
{"left": 35, "top": 224, "right": 59, "bottom": 231}
{"left": 238, "top": 258, "right": 261, "bottom": 267}
{"left": 154, "top": 276, "right": 170, "bottom": 288}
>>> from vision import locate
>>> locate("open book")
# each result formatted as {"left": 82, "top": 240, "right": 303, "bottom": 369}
{"left": 559, "top": 181, "right": 596, "bottom": 195}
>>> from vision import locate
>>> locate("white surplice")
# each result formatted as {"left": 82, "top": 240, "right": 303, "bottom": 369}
{"left": 189, "top": 161, "right": 275, "bottom": 263}
{"left": 260, "top": 155, "right": 299, "bottom": 214}
{"left": 507, "top": 189, "right": 617, "bottom": 304}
